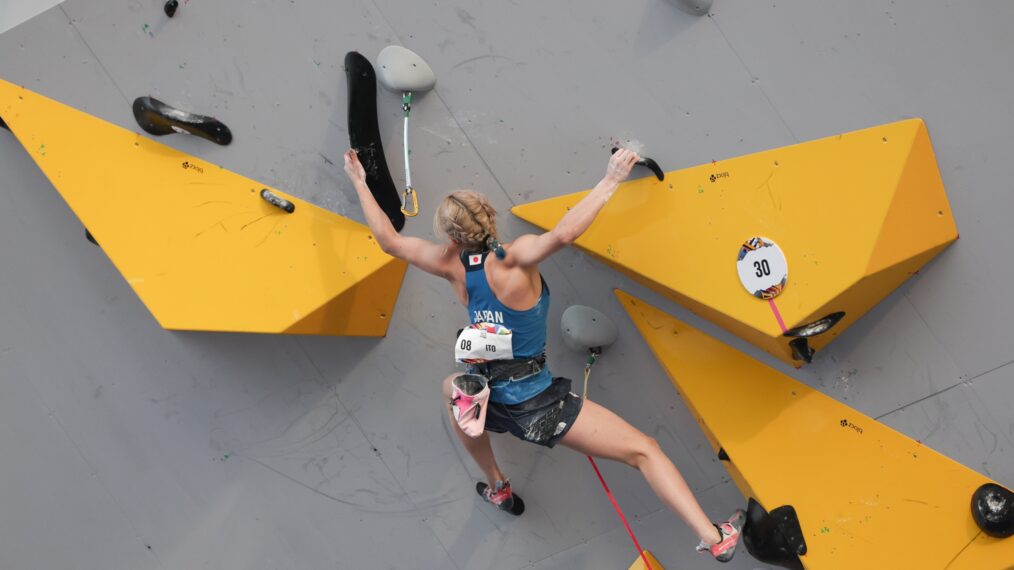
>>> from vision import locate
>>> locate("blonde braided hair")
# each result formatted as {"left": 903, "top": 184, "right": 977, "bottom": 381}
{"left": 433, "top": 190, "right": 500, "bottom": 253}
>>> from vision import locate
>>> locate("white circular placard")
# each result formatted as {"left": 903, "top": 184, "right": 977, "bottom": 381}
{"left": 736, "top": 237, "right": 788, "bottom": 299}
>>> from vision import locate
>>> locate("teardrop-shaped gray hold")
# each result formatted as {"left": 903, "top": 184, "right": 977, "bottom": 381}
{"left": 561, "top": 305, "right": 618, "bottom": 352}
{"left": 377, "top": 46, "right": 436, "bottom": 93}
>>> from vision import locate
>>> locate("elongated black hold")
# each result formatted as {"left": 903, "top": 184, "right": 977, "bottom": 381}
{"left": 784, "top": 311, "right": 846, "bottom": 338}
{"left": 789, "top": 338, "right": 814, "bottom": 363}
{"left": 85, "top": 229, "right": 99, "bottom": 247}
{"left": 345, "top": 51, "right": 405, "bottom": 232}
{"left": 0, "top": 115, "right": 8, "bottom": 131}
{"left": 639, "top": 156, "right": 664, "bottom": 181}
{"left": 611, "top": 147, "right": 665, "bottom": 181}
{"left": 742, "top": 498, "right": 805, "bottom": 570}
{"left": 972, "top": 483, "right": 1014, "bottom": 538}
{"left": 164, "top": 0, "right": 178, "bottom": 17}
{"left": 260, "top": 189, "right": 295, "bottom": 213}
{"left": 132, "top": 96, "right": 232, "bottom": 145}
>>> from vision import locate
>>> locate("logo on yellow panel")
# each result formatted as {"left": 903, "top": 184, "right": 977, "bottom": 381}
{"left": 840, "top": 419, "right": 864, "bottom": 435}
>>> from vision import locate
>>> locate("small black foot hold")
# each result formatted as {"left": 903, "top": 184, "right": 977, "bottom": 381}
{"left": 85, "top": 229, "right": 99, "bottom": 247}
{"left": 132, "top": 96, "right": 232, "bottom": 145}
{"left": 0, "top": 115, "right": 9, "bottom": 131}
{"left": 164, "top": 0, "right": 179, "bottom": 17}
{"left": 611, "top": 147, "right": 665, "bottom": 181}
{"left": 260, "top": 189, "right": 295, "bottom": 213}
{"left": 742, "top": 498, "right": 806, "bottom": 570}
{"left": 789, "top": 337, "right": 814, "bottom": 363}
{"left": 784, "top": 311, "right": 846, "bottom": 338}
{"left": 972, "top": 483, "right": 1014, "bottom": 538}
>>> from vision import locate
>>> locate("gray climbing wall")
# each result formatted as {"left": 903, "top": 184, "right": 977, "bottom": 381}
{"left": 0, "top": 1, "right": 1012, "bottom": 568}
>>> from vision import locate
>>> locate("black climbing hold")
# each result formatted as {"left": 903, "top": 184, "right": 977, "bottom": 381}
{"left": 0, "top": 115, "right": 8, "bottom": 131}
{"left": 164, "top": 0, "right": 178, "bottom": 17}
{"left": 345, "top": 51, "right": 405, "bottom": 232}
{"left": 972, "top": 482, "right": 1014, "bottom": 538}
{"left": 789, "top": 337, "right": 814, "bottom": 363}
{"left": 132, "top": 96, "right": 232, "bottom": 146}
{"left": 742, "top": 498, "right": 806, "bottom": 570}
{"left": 784, "top": 311, "right": 846, "bottom": 338}
{"left": 768, "top": 505, "right": 807, "bottom": 556}
{"left": 611, "top": 147, "right": 665, "bottom": 181}
{"left": 260, "top": 189, "right": 295, "bottom": 214}
{"left": 639, "top": 156, "right": 665, "bottom": 181}
{"left": 85, "top": 229, "right": 99, "bottom": 247}
{"left": 717, "top": 447, "right": 730, "bottom": 461}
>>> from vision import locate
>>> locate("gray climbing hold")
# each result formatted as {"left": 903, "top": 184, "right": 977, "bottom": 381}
{"left": 561, "top": 305, "right": 618, "bottom": 352}
{"left": 376, "top": 46, "right": 436, "bottom": 93}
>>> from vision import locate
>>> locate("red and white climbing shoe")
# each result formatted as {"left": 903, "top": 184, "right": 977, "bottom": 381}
{"left": 476, "top": 480, "right": 525, "bottom": 516}
{"left": 696, "top": 509, "right": 746, "bottom": 562}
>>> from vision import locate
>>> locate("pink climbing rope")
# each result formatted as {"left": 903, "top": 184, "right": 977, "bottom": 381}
{"left": 588, "top": 455, "right": 653, "bottom": 570}
{"left": 768, "top": 298, "right": 787, "bottom": 333}
{"left": 582, "top": 359, "right": 653, "bottom": 570}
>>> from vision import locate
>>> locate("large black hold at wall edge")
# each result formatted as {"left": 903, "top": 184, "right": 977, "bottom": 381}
{"left": 345, "top": 51, "right": 405, "bottom": 232}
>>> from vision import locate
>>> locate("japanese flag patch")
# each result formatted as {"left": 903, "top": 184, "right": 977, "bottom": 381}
{"left": 468, "top": 254, "right": 483, "bottom": 266}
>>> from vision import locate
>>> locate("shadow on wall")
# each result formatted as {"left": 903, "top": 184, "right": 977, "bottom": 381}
{"left": 0, "top": 0, "right": 65, "bottom": 34}
{"left": 635, "top": 0, "right": 711, "bottom": 53}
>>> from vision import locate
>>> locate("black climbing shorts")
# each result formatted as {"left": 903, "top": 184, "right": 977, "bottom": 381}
{"left": 484, "top": 377, "right": 583, "bottom": 448}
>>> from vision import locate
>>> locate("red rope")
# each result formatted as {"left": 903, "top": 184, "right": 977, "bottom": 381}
{"left": 768, "top": 298, "right": 787, "bottom": 333}
{"left": 588, "top": 455, "right": 654, "bottom": 570}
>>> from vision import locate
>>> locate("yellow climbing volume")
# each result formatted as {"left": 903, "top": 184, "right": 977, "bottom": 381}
{"left": 0, "top": 78, "right": 405, "bottom": 335}
{"left": 616, "top": 289, "right": 1013, "bottom": 568}
{"left": 514, "top": 120, "right": 957, "bottom": 365}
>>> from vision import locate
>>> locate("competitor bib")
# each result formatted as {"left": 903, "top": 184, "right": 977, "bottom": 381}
{"left": 455, "top": 322, "right": 514, "bottom": 363}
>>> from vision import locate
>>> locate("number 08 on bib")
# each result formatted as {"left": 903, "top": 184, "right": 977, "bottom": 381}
{"left": 455, "top": 323, "right": 514, "bottom": 363}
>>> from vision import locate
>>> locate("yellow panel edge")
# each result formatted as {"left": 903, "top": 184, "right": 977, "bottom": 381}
{"left": 627, "top": 550, "right": 665, "bottom": 570}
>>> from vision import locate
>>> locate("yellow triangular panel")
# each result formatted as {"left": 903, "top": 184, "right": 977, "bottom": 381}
{"left": 0, "top": 78, "right": 406, "bottom": 335}
{"left": 514, "top": 120, "right": 957, "bottom": 365}
{"left": 616, "top": 289, "right": 1013, "bottom": 568}
{"left": 627, "top": 550, "right": 664, "bottom": 570}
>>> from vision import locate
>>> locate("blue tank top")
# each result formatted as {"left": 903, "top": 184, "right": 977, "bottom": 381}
{"left": 462, "top": 250, "right": 552, "bottom": 404}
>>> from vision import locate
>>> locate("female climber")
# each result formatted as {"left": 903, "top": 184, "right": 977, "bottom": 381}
{"left": 343, "top": 148, "right": 745, "bottom": 562}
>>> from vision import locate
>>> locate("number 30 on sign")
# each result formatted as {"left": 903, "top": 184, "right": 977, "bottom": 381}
{"left": 736, "top": 236, "right": 788, "bottom": 300}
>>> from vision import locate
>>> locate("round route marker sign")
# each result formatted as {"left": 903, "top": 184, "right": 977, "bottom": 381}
{"left": 736, "top": 237, "right": 788, "bottom": 299}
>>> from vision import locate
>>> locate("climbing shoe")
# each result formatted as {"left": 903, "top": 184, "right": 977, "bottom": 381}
{"left": 696, "top": 509, "right": 746, "bottom": 562}
{"left": 476, "top": 480, "right": 525, "bottom": 516}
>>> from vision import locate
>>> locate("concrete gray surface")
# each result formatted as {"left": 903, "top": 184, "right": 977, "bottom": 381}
{"left": 0, "top": 1, "right": 1012, "bottom": 568}
{"left": 0, "top": 0, "right": 62, "bottom": 33}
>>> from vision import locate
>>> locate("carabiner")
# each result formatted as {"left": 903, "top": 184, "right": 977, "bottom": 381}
{"left": 401, "top": 186, "right": 419, "bottom": 217}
